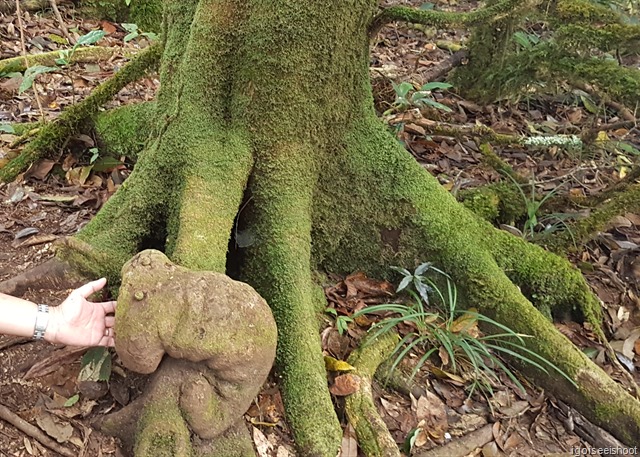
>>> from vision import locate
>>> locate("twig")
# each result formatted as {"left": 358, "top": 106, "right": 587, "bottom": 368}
{"left": 581, "top": 120, "right": 639, "bottom": 144}
{"left": 15, "top": 0, "right": 46, "bottom": 121}
{"left": 0, "top": 336, "right": 30, "bottom": 351}
{"left": 48, "top": 0, "right": 71, "bottom": 42}
{"left": 0, "top": 403, "right": 76, "bottom": 457}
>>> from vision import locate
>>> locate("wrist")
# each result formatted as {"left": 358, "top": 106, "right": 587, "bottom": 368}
{"left": 43, "top": 306, "right": 61, "bottom": 344}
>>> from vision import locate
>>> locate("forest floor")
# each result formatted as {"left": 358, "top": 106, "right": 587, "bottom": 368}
{"left": 1, "top": 0, "right": 639, "bottom": 456}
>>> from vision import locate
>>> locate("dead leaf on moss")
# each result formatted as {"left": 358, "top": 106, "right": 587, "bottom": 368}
{"left": 330, "top": 373, "right": 361, "bottom": 396}
{"left": 338, "top": 424, "right": 358, "bottom": 457}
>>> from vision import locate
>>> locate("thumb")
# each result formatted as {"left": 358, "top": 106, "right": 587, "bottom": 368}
{"left": 73, "top": 277, "right": 107, "bottom": 299}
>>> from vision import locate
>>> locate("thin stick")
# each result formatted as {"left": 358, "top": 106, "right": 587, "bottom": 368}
{"left": 0, "top": 403, "right": 76, "bottom": 457}
{"left": 48, "top": 0, "right": 72, "bottom": 42}
{"left": 15, "top": 0, "right": 46, "bottom": 121}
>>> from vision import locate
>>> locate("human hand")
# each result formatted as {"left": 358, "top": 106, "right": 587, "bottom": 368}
{"left": 45, "top": 278, "right": 116, "bottom": 347}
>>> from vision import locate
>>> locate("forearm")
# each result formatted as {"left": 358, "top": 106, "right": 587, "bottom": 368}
{"left": 0, "top": 293, "right": 58, "bottom": 342}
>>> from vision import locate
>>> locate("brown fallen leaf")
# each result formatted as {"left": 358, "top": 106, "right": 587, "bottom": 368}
{"left": 35, "top": 411, "right": 73, "bottom": 444}
{"left": 24, "top": 159, "right": 55, "bottom": 180}
{"left": 330, "top": 374, "right": 361, "bottom": 396}
{"left": 338, "top": 424, "right": 358, "bottom": 457}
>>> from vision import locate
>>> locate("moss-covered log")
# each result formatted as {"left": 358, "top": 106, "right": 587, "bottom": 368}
{"left": 7, "top": 0, "right": 639, "bottom": 455}
{"left": 0, "top": 46, "right": 118, "bottom": 75}
{"left": 0, "top": 44, "right": 161, "bottom": 183}
{"left": 547, "top": 183, "right": 640, "bottom": 253}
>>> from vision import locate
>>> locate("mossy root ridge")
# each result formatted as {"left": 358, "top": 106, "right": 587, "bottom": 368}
{"left": 345, "top": 332, "right": 401, "bottom": 457}
{"left": 312, "top": 113, "right": 640, "bottom": 446}
{"left": 240, "top": 147, "right": 342, "bottom": 457}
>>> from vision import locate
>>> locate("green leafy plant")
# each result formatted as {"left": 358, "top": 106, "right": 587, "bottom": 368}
{"left": 384, "top": 81, "right": 453, "bottom": 116}
{"left": 89, "top": 147, "right": 100, "bottom": 164}
{"left": 325, "top": 307, "right": 354, "bottom": 335}
{"left": 18, "top": 65, "right": 58, "bottom": 94}
{"left": 18, "top": 30, "right": 106, "bottom": 96}
{"left": 513, "top": 31, "right": 540, "bottom": 51}
{"left": 78, "top": 347, "right": 112, "bottom": 382}
{"left": 505, "top": 173, "right": 577, "bottom": 242}
{"left": 354, "top": 263, "right": 576, "bottom": 397}
{"left": 55, "top": 30, "right": 106, "bottom": 66}
{"left": 0, "top": 124, "right": 15, "bottom": 133}
{"left": 121, "top": 23, "right": 158, "bottom": 43}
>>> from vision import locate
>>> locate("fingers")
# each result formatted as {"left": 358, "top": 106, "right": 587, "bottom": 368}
{"left": 99, "top": 335, "right": 115, "bottom": 347}
{"left": 101, "top": 300, "right": 117, "bottom": 315}
{"left": 74, "top": 277, "right": 107, "bottom": 299}
{"left": 105, "top": 315, "right": 115, "bottom": 328}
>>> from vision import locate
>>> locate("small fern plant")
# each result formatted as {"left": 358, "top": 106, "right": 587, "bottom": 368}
{"left": 353, "top": 263, "right": 576, "bottom": 397}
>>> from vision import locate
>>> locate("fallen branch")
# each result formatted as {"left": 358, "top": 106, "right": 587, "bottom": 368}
{"left": 48, "top": 0, "right": 71, "bottom": 42}
{"left": 0, "top": 42, "right": 162, "bottom": 183}
{"left": 580, "top": 120, "right": 639, "bottom": 144}
{"left": 555, "top": 400, "right": 635, "bottom": 450}
{"left": 421, "top": 49, "right": 468, "bottom": 83}
{"left": 547, "top": 183, "right": 640, "bottom": 253}
{"left": 0, "top": 46, "right": 118, "bottom": 75}
{"left": 345, "top": 332, "right": 400, "bottom": 457}
{"left": 414, "top": 424, "right": 494, "bottom": 457}
{"left": 369, "top": 0, "right": 524, "bottom": 39}
{"left": 0, "top": 258, "right": 84, "bottom": 296}
{"left": 390, "top": 113, "right": 583, "bottom": 150}
{"left": 0, "top": 402, "right": 76, "bottom": 457}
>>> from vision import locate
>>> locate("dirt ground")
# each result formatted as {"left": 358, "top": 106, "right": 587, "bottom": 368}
{"left": 1, "top": 0, "right": 640, "bottom": 456}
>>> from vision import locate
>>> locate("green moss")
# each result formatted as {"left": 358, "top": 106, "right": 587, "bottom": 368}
{"left": 556, "top": 23, "right": 640, "bottom": 51}
{"left": 168, "top": 129, "right": 253, "bottom": 273}
{"left": 130, "top": 0, "right": 163, "bottom": 32}
{"left": 553, "top": 0, "right": 619, "bottom": 25}
{"left": 136, "top": 397, "right": 192, "bottom": 457}
{"left": 460, "top": 182, "right": 525, "bottom": 223}
{"left": 94, "top": 102, "right": 156, "bottom": 160}
{"left": 81, "top": 0, "right": 162, "bottom": 32}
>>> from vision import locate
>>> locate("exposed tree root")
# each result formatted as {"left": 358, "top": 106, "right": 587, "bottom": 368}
{"left": 547, "top": 183, "right": 640, "bottom": 253}
{"left": 93, "top": 101, "right": 156, "bottom": 161}
{"left": 312, "top": 114, "right": 640, "bottom": 445}
{"left": 0, "top": 258, "right": 85, "bottom": 295}
{"left": 415, "top": 424, "right": 494, "bottom": 457}
{"left": 0, "top": 46, "right": 118, "bottom": 75}
{"left": 345, "top": 332, "right": 401, "bottom": 457}
{"left": 241, "top": 150, "right": 343, "bottom": 457}
{"left": 0, "top": 43, "right": 161, "bottom": 183}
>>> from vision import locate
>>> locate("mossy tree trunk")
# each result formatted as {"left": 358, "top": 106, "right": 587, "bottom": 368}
{"left": 50, "top": 0, "right": 640, "bottom": 455}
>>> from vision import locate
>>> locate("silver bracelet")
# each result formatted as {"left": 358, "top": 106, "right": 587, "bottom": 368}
{"left": 33, "top": 304, "right": 49, "bottom": 340}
